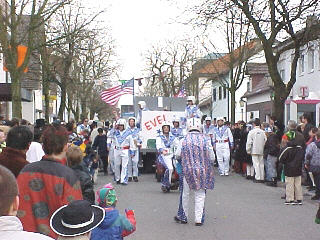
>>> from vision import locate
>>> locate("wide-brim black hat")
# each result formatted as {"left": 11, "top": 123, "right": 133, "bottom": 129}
{"left": 50, "top": 200, "right": 105, "bottom": 237}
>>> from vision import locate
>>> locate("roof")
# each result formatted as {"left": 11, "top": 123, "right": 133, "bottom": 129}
{"left": 245, "top": 63, "right": 269, "bottom": 75}
{"left": 242, "top": 76, "right": 272, "bottom": 98}
{"left": 197, "top": 39, "right": 262, "bottom": 76}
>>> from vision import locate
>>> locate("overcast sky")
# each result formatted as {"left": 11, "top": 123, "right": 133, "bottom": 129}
{"left": 87, "top": 0, "right": 203, "bottom": 80}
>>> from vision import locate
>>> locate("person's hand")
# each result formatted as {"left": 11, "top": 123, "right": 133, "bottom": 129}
{"left": 305, "top": 164, "right": 309, "bottom": 170}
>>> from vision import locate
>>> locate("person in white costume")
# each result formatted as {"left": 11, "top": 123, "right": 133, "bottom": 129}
{"left": 212, "top": 117, "right": 234, "bottom": 176}
{"left": 127, "top": 117, "right": 142, "bottom": 182}
{"left": 156, "top": 121, "right": 179, "bottom": 192}
{"left": 136, "top": 101, "right": 148, "bottom": 129}
{"left": 113, "top": 119, "right": 135, "bottom": 185}
{"left": 174, "top": 118, "right": 215, "bottom": 226}
{"left": 171, "top": 117, "right": 185, "bottom": 139}
{"left": 184, "top": 96, "right": 203, "bottom": 120}
{"left": 203, "top": 116, "right": 214, "bottom": 142}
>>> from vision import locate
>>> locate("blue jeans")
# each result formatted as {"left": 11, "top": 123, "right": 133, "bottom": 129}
{"left": 265, "top": 155, "right": 277, "bottom": 181}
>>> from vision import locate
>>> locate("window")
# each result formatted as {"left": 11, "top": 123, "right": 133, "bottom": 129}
{"left": 223, "top": 87, "right": 227, "bottom": 99}
{"left": 299, "top": 54, "right": 305, "bottom": 74}
{"left": 213, "top": 88, "right": 217, "bottom": 102}
{"left": 247, "top": 80, "right": 252, "bottom": 92}
{"left": 218, "top": 86, "right": 222, "bottom": 100}
{"left": 308, "top": 48, "right": 315, "bottom": 72}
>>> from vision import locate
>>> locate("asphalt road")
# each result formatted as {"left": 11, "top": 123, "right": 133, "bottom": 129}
{"left": 94, "top": 171, "right": 320, "bottom": 240}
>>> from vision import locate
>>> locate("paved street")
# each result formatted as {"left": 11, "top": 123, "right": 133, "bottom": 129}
{"left": 94, "top": 171, "right": 320, "bottom": 240}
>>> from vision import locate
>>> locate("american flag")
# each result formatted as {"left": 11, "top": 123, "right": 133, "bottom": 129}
{"left": 174, "top": 85, "right": 186, "bottom": 98}
{"left": 100, "top": 78, "right": 134, "bottom": 106}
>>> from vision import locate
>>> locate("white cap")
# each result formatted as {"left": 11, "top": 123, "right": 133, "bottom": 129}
{"left": 88, "top": 120, "right": 94, "bottom": 125}
{"left": 128, "top": 117, "right": 136, "bottom": 122}
{"left": 116, "top": 118, "right": 127, "bottom": 128}
{"left": 172, "top": 117, "right": 180, "bottom": 123}
{"left": 162, "top": 121, "right": 171, "bottom": 129}
{"left": 187, "top": 118, "right": 202, "bottom": 132}
{"left": 205, "top": 116, "right": 212, "bottom": 121}
{"left": 187, "top": 96, "right": 195, "bottom": 103}
{"left": 217, "top": 117, "right": 224, "bottom": 122}
{"left": 138, "top": 101, "right": 146, "bottom": 108}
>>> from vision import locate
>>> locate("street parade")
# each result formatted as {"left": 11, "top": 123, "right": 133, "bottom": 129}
{"left": 0, "top": 0, "right": 320, "bottom": 240}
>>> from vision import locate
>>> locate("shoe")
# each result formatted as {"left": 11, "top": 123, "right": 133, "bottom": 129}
{"left": 220, "top": 173, "right": 224, "bottom": 176}
{"left": 265, "top": 181, "right": 277, "bottom": 187}
{"left": 311, "top": 195, "right": 320, "bottom": 200}
{"left": 133, "top": 176, "right": 138, "bottom": 182}
{"left": 253, "top": 179, "right": 259, "bottom": 183}
{"left": 174, "top": 216, "right": 187, "bottom": 224}
{"left": 296, "top": 200, "right": 303, "bottom": 205}
{"left": 116, "top": 180, "right": 120, "bottom": 185}
{"left": 195, "top": 222, "right": 203, "bottom": 226}
{"left": 285, "top": 201, "right": 295, "bottom": 205}
{"left": 224, "top": 172, "right": 229, "bottom": 176}
{"left": 128, "top": 177, "right": 132, "bottom": 182}
{"left": 161, "top": 186, "right": 170, "bottom": 193}
{"left": 281, "top": 195, "right": 286, "bottom": 199}
{"left": 121, "top": 182, "right": 128, "bottom": 186}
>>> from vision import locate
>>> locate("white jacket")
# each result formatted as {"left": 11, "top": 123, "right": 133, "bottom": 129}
{"left": 246, "top": 127, "right": 267, "bottom": 155}
{"left": 0, "top": 216, "right": 53, "bottom": 240}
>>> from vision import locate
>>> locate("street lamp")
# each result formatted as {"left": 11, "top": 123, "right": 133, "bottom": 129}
{"left": 239, "top": 98, "right": 246, "bottom": 121}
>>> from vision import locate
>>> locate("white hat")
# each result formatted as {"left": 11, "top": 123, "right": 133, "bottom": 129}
{"left": 138, "top": 101, "right": 146, "bottom": 108}
{"left": 88, "top": 120, "right": 94, "bottom": 125}
{"left": 162, "top": 121, "right": 171, "bottom": 129}
{"left": 205, "top": 116, "right": 212, "bottom": 121}
{"left": 186, "top": 96, "right": 195, "bottom": 103}
{"left": 116, "top": 118, "right": 127, "bottom": 128}
{"left": 217, "top": 117, "right": 224, "bottom": 122}
{"left": 172, "top": 117, "right": 180, "bottom": 123}
{"left": 128, "top": 117, "right": 136, "bottom": 122}
{"left": 187, "top": 118, "right": 202, "bottom": 132}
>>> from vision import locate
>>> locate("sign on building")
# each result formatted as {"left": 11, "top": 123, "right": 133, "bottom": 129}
{"left": 299, "top": 86, "right": 309, "bottom": 98}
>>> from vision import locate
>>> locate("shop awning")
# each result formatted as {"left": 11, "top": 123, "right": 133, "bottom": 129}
{"left": 0, "top": 83, "right": 32, "bottom": 102}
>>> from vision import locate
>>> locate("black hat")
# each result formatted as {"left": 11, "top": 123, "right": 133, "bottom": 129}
{"left": 50, "top": 200, "right": 105, "bottom": 237}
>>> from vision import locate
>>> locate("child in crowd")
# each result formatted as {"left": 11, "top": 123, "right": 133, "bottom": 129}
{"left": 83, "top": 151, "right": 99, "bottom": 183}
{"left": 91, "top": 183, "right": 136, "bottom": 240}
{"left": 66, "top": 146, "right": 95, "bottom": 204}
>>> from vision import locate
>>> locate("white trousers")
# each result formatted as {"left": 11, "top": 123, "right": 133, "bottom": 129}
{"left": 246, "top": 164, "right": 255, "bottom": 177}
{"left": 162, "top": 155, "right": 174, "bottom": 186}
{"left": 114, "top": 149, "right": 129, "bottom": 183}
{"left": 182, "top": 177, "right": 205, "bottom": 223}
{"left": 252, "top": 154, "right": 264, "bottom": 180}
{"left": 128, "top": 151, "right": 139, "bottom": 177}
{"left": 216, "top": 143, "right": 230, "bottom": 174}
{"left": 108, "top": 148, "right": 115, "bottom": 173}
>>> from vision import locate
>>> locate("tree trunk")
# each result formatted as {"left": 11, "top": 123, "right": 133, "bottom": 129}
{"left": 230, "top": 88, "right": 236, "bottom": 124}
{"left": 11, "top": 70, "right": 22, "bottom": 119}
{"left": 58, "top": 81, "right": 66, "bottom": 120}
{"left": 42, "top": 74, "right": 50, "bottom": 122}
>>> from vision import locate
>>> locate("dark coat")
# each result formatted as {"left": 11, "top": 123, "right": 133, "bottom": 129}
{"left": 279, "top": 131, "right": 305, "bottom": 177}
{"left": 92, "top": 134, "right": 108, "bottom": 157}
{"left": 0, "top": 147, "right": 28, "bottom": 177}
{"left": 71, "top": 162, "right": 95, "bottom": 204}
{"left": 303, "top": 122, "right": 314, "bottom": 142}
{"left": 264, "top": 133, "right": 280, "bottom": 159}
{"left": 235, "top": 128, "right": 252, "bottom": 164}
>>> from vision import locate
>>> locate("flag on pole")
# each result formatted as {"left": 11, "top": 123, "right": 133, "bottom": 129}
{"left": 100, "top": 78, "right": 134, "bottom": 106}
{"left": 174, "top": 85, "right": 186, "bottom": 98}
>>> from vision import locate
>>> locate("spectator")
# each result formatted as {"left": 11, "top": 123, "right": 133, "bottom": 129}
{"left": 77, "top": 118, "right": 91, "bottom": 135}
{"left": 0, "top": 165, "right": 53, "bottom": 240}
{"left": 246, "top": 118, "right": 267, "bottom": 182}
{"left": 279, "top": 120, "right": 305, "bottom": 205}
{"left": 66, "top": 146, "right": 95, "bottom": 204}
{"left": 0, "top": 129, "right": 6, "bottom": 153}
{"left": 17, "top": 125, "right": 83, "bottom": 239}
{"left": 92, "top": 128, "right": 108, "bottom": 175}
{"left": 91, "top": 183, "right": 136, "bottom": 240}
{"left": 90, "top": 121, "right": 104, "bottom": 143}
{"left": 305, "top": 130, "right": 320, "bottom": 201}
{"left": 0, "top": 126, "right": 33, "bottom": 177}
{"left": 26, "top": 127, "right": 45, "bottom": 163}
{"left": 8, "top": 117, "right": 20, "bottom": 128}
{"left": 50, "top": 200, "right": 105, "bottom": 240}
{"left": 302, "top": 113, "right": 314, "bottom": 142}
{"left": 264, "top": 127, "right": 280, "bottom": 187}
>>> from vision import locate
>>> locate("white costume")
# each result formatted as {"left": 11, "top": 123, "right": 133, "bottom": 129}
{"left": 113, "top": 119, "right": 135, "bottom": 184}
{"left": 156, "top": 125, "right": 179, "bottom": 191}
{"left": 212, "top": 118, "right": 234, "bottom": 175}
{"left": 127, "top": 117, "right": 143, "bottom": 179}
{"left": 107, "top": 124, "right": 117, "bottom": 174}
{"left": 136, "top": 101, "right": 148, "bottom": 128}
{"left": 184, "top": 96, "right": 203, "bottom": 120}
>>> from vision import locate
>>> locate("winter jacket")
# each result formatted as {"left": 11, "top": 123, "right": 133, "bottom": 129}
{"left": 264, "top": 133, "right": 280, "bottom": 159}
{"left": 279, "top": 131, "right": 305, "bottom": 177}
{"left": 305, "top": 140, "right": 320, "bottom": 174}
{"left": 246, "top": 127, "right": 267, "bottom": 155}
{"left": 91, "top": 207, "right": 136, "bottom": 240}
{"left": 70, "top": 162, "right": 95, "bottom": 204}
{"left": 92, "top": 134, "right": 108, "bottom": 157}
{"left": 303, "top": 122, "right": 314, "bottom": 142}
{"left": 0, "top": 216, "right": 53, "bottom": 240}
{"left": 17, "top": 157, "right": 83, "bottom": 239}
{"left": 0, "top": 147, "right": 29, "bottom": 177}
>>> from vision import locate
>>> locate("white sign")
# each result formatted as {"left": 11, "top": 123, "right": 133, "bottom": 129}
{"left": 141, "top": 111, "right": 185, "bottom": 148}
{"left": 299, "top": 86, "right": 309, "bottom": 98}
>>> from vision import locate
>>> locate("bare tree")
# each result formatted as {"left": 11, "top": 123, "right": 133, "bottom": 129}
{"left": 0, "top": 0, "right": 70, "bottom": 118}
{"left": 144, "top": 40, "right": 198, "bottom": 97}
{"left": 196, "top": 0, "right": 320, "bottom": 123}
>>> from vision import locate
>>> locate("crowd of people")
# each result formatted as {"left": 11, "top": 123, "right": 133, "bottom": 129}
{"left": 0, "top": 96, "right": 319, "bottom": 240}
